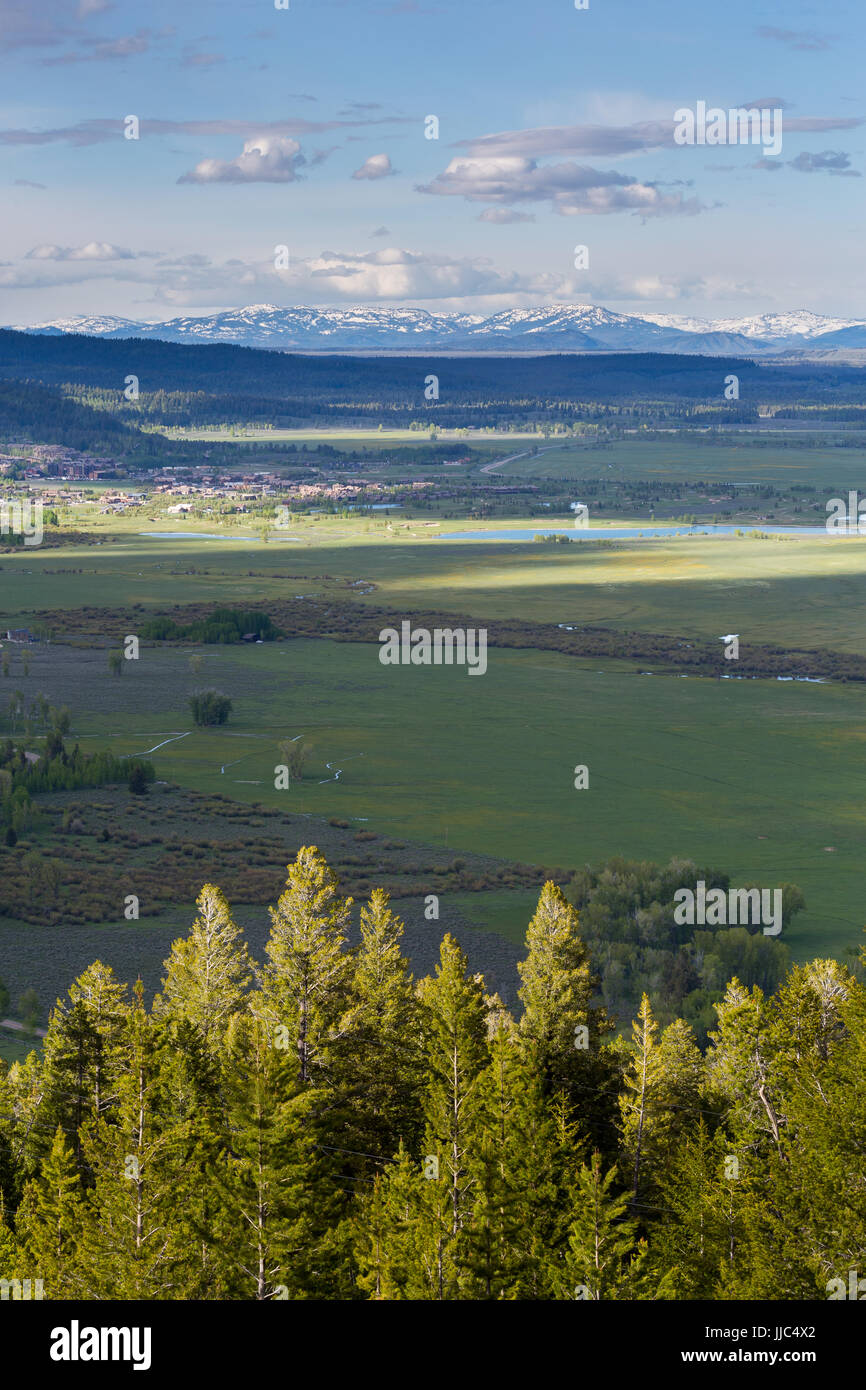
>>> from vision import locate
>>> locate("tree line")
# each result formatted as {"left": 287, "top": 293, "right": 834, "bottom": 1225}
{"left": 0, "top": 846, "right": 861, "bottom": 1300}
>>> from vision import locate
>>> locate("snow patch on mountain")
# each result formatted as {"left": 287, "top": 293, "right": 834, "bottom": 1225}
{"left": 6, "top": 302, "right": 866, "bottom": 355}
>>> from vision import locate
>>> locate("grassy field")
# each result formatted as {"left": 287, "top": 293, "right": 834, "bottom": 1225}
{"left": 4, "top": 519, "right": 866, "bottom": 652}
{"left": 2, "top": 433, "right": 865, "bottom": 1016}
{"left": 493, "top": 438, "right": 866, "bottom": 487}
{"left": 6, "top": 637, "right": 865, "bottom": 964}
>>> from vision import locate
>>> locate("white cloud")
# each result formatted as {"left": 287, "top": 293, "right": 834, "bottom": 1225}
{"left": 419, "top": 156, "right": 706, "bottom": 217}
{"left": 0, "top": 243, "right": 755, "bottom": 314}
{"left": 284, "top": 246, "right": 526, "bottom": 299}
{"left": 25, "top": 241, "right": 135, "bottom": 260}
{"left": 178, "top": 135, "right": 306, "bottom": 184}
{"left": 478, "top": 208, "right": 535, "bottom": 224}
{"left": 352, "top": 153, "right": 396, "bottom": 180}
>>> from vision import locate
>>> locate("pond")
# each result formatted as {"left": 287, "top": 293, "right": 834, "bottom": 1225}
{"left": 437, "top": 524, "right": 837, "bottom": 541}
{"left": 137, "top": 532, "right": 257, "bottom": 540}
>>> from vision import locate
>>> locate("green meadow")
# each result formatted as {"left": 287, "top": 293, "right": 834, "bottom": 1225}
{"left": 3, "top": 431, "right": 866, "bottom": 993}
{"left": 13, "top": 636, "right": 866, "bottom": 965}
{"left": 4, "top": 519, "right": 866, "bottom": 652}
{"left": 493, "top": 437, "right": 866, "bottom": 487}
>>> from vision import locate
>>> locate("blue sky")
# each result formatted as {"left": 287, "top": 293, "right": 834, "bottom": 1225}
{"left": 0, "top": 0, "right": 863, "bottom": 322}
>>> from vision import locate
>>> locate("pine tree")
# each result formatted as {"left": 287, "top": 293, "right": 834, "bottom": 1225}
{"left": 557, "top": 1150, "right": 647, "bottom": 1300}
{"left": 460, "top": 1011, "right": 529, "bottom": 1298}
{"left": 76, "top": 984, "right": 191, "bottom": 1299}
{"left": 620, "top": 993, "right": 658, "bottom": 1205}
{"left": 261, "top": 847, "right": 353, "bottom": 1086}
{"left": 341, "top": 888, "right": 424, "bottom": 1169}
{"left": 517, "top": 881, "right": 616, "bottom": 1148}
{"left": 418, "top": 935, "right": 488, "bottom": 1244}
{"left": 654, "top": 1121, "right": 747, "bottom": 1298}
{"left": 353, "top": 1144, "right": 423, "bottom": 1299}
{"left": 155, "top": 883, "right": 251, "bottom": 1053}
{"left": 203, "top": 1010, "right": 350, "bottom": 1299}
{"left": 619, "top": 1000, "right": 704, "bottom": 1208}
{"left": 16, "top": 1126, "right": 84, "bottom": 1298}
{"left": 38, "top": 961, "right": 129, "bottom": 1174}
{"left": 706, "top": 978, "right": 783, "bottom": 1155}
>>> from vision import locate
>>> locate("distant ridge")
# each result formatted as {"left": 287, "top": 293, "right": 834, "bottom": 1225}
{"left": 8, "top": 303, "right": 866, "bottom": 356}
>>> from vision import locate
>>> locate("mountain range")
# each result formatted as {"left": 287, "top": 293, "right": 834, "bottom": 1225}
{"left": 8, "top": 303, "right": 866, "bottom": 356}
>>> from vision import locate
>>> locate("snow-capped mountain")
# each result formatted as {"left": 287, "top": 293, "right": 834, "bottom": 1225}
{"left": 642, "top": 310, "right": 865, "bottom": 342}
{"left": 17, "top": 313, "right": 150, "bottom": 337}
{"left": 7, "top": 303, "right": 866, "bottom": 355}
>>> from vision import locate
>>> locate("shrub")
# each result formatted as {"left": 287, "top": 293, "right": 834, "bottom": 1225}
{"left": 128, "top": 764, "right": 149, "bottom": 795}
{"left": 189, "top": 690, "right": 232, "bottom": 726}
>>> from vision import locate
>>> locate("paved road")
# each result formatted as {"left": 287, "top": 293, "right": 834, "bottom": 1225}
{"left": 0, "top": 1017, "right": 47, "bottom": 1039}
{"left": 480, "top": 443, "right": 568, "bottom": 475}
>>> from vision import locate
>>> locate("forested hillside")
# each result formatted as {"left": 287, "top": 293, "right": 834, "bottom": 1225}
{"left": 1, "top": 847, "right": 861, "bottom": 1301}
{"left": 3, "top": 328, "right": 866, "bottom": 434}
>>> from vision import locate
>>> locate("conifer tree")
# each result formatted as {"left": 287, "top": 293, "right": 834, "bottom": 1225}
{"left": 261, "top": 847, "right": 353, "bottom": 1086}
{"left": 155, "top": 883, "right": 251, "bottom": 1054}
{"left": 654, "top": 1120, "right": 747, "bottom": 1298}
{"left": 2, "top": 1048, "right": 44, "bottom": 1186}
{"left": 341, "top": 889, "right": 424, "bottom": 1168}
{"left": 353, "top": 1144, "right": 423, "bottom": 1299}
{"left": 76, "top": 984, "right": 191, "bottom": 1299}
{"left": 203, "top": 1010, "right": 351, "bottom": 1299}
{"left": 517, "top": 881, "right": 616, "bottom": 1147}
{"left": 418, "top": 935, "right": 488, "bottom": 1246}
{"left": 556, "top": 1150, "right": 648, "bottom": 1300}
{"left": 37, "top": 962, "right": 129, "bottom": 1174}
{"left": 619, "top": 1000, "right": 704, "bottom": 1207}
{"left": 706, "top": 979, "right": 782, "bottom": 1155}
{"left": 17, "top": 1126, "right": 84, "bottom": 1298}
{"left": 460, "top": 1011, "right": 530, "bottom": 1298}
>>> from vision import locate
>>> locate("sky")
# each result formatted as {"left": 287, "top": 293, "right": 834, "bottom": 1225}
{"left": 0, "top": 0, "right": 864, "bottom": 324}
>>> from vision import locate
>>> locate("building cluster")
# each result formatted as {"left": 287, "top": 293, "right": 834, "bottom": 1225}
{"left": 0, "top": 445, "right": 118, "bottom": 480}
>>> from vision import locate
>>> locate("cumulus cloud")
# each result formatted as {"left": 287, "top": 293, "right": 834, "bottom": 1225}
{"left": 287, "top": 247, "right": 525, "bottom": 299}
{"left": 477, "top": 208, "right": 535, "bottom": 224}
{"left": 352, "top": 153, "right": 395, "bottom": 180}
{"left": 0, "top": 237, "right": 762, "bottom": 314}
{"left": 178, "top": 135, "right": 306, "bottom": 184}
{"left": 370, "top": 225, "right": 390, "bottom": 236}
{"left": 418, "top": 156, "right": 706, "bottom": 217}
{"left": 25, "top": 241, "right": 136, "bottom": 260}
